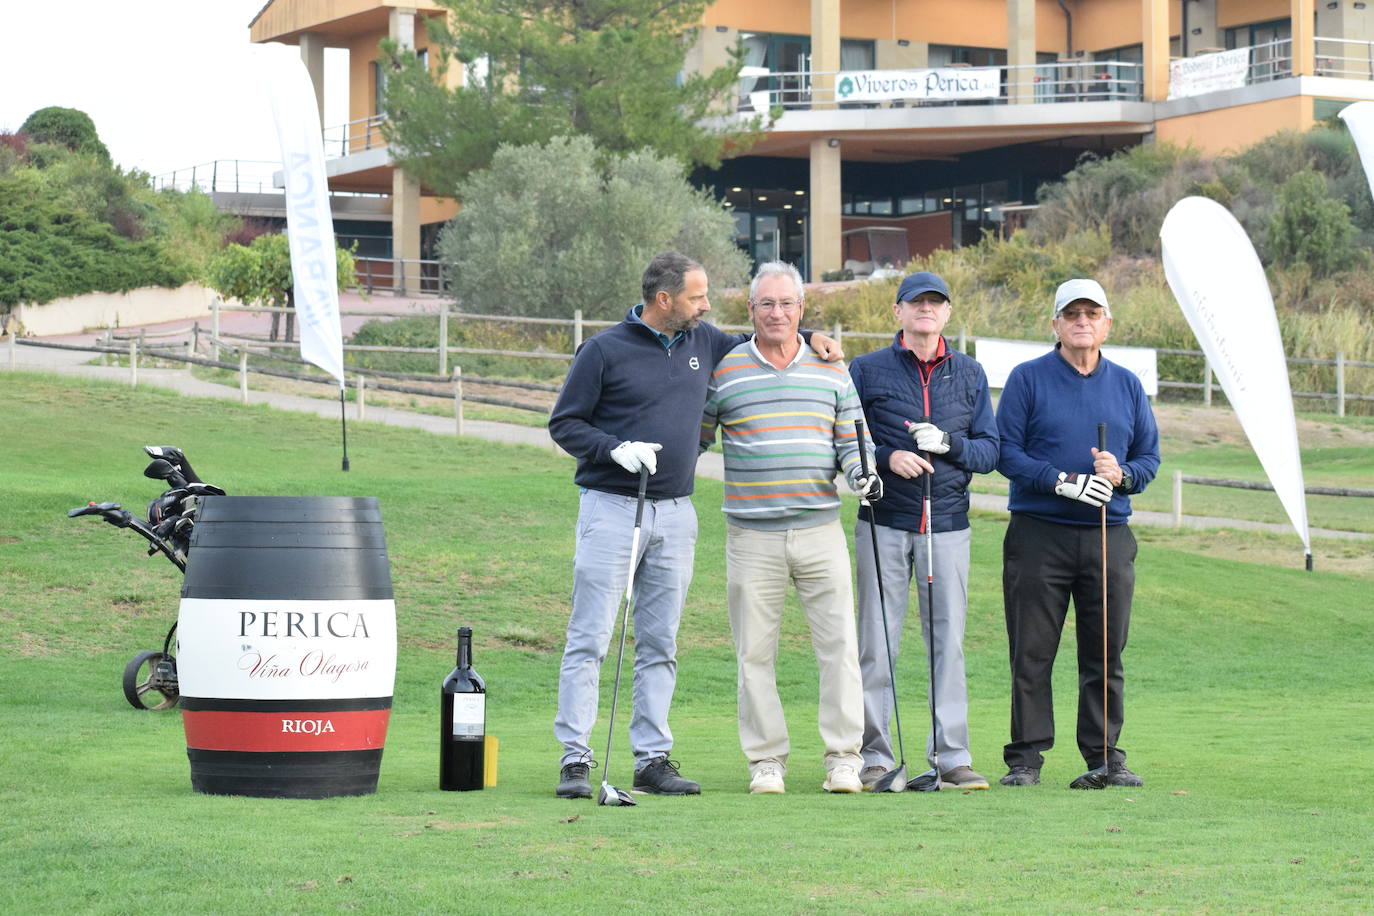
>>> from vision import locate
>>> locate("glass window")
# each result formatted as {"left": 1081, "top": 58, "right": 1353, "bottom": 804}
{"left": 841, "top": 39, "right": 875, "bottom": 71}
{"left": 898, "top": 195, "right": 925, "bottom": 215}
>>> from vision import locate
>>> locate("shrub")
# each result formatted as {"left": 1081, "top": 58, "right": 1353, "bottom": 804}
{"left": 19, "top": 106, "right": 111, "bottom": 164}
{"left": 1266, "top": 170, "right": 1361, "bottom": 276}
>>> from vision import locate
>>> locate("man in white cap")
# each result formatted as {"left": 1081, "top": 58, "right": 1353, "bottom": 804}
{"left": 995, "top": 278, "right": 1160, "bottom": 789}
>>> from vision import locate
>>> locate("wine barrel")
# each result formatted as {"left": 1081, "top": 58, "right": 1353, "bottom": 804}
{"left": 176, "top": 496, "right": 397, "bottom": 799}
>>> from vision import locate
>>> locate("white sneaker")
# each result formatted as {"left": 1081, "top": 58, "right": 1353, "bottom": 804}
{"left": 823, "top": 763, "right": 862, "bottom": 793}
{"left": 749, "top": 762, "right": 785, "bottom": 794}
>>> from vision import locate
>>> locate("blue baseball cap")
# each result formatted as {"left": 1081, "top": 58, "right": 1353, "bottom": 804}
{"left": 896, "top": 271, "right": 950, "bottom": 304}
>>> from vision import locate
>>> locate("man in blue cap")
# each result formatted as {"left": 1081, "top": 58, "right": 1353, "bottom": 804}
{"left": 848, "top": 271, "right": 1000, "bottom": 790}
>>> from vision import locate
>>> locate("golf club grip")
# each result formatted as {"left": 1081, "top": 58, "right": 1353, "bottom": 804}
{"left": 1098, "top": 422, "right": 1108, "bottom": 453}
{"left": 854, "top": 418, "right": 871, "bottom": 477}
{"left": 634, "top": 467, "right": 649, "bottom": 527}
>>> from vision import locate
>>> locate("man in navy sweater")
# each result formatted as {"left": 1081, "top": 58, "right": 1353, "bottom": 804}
{"left": 996, "top": 278, "right": 1160, "bottom": 789}
{"left": 849, "top": 271, "right": 1000, "bottom": 791}
{"left": 548, "top": 251, "right": 840, "bottom": 799}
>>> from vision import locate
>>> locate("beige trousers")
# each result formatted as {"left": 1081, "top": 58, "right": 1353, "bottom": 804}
{"left": 725, "top": 519, "right": 864, "bottom": 773}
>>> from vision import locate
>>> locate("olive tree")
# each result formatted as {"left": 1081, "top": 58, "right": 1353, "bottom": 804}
{"left": 437, "top": 136, "right": 749, "bottom": 320}
{"left": 205, "top": 233, "right": 355, "bottom": 342}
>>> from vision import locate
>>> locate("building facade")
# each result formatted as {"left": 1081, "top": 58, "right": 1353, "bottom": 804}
{"left": 233, "top": 0, "right": 1374, "bottom": 286}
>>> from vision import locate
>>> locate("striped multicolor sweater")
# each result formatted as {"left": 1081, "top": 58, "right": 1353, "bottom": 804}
{"left": 700, "top": 337, "right": 871, "bottom": 531}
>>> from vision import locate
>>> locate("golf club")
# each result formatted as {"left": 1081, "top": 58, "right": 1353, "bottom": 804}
{"left": 853, "top": 419, "right": 906, "bottom": 794}
{"left": 144, "top": 445, "right": 203, "bottom": 484}
{"left": 909, "top": 415, "right": 942, "bottom": 793}
{"left": 596, "top": 465, "right": 649, "bottom": 807}
{"left": 1071, "top": 422, "right": 1112, "bottom": 790}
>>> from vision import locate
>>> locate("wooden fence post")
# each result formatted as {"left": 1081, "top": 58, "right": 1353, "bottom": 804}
{"left": 453, "top": 366, "right": 464, "bottom": 436}
{"left": 958, "top": 326, "right": 968, "bottom": 354}
{"left": 357, "top": 375, "right": 367, "bottom": 421}
{"left": 7, "top": 331, "right": 15, "bottom": 371}
{"left": 1172, "top": 469, "right": 1183, "bottom": 528}
{"left": 129, "top": 339, "right": 138, "bottom": 388}
{"left": 573, "top": 309, "right": 583, "bottom": 352}
{"left": 211, "top": 299, "right": 221, "bottom": 363}
{"left": 1203, "top": 361, "right": 1212, "bottom": 407}
{"left": 438, "top": 303, "right": 449, "bottom": 377}
{"left": 1335, "top": 350, "right": 1345, "bottom": 418}
{"left": 239, "top": 350, "right": 248, "bottom": 403}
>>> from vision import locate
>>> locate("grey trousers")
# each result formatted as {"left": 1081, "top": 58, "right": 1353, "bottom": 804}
{"left": 854, "top": 520, "right": 974, "bottom": 773}
{"left": 554, "top": 488, "right": 697, "bottom": 768}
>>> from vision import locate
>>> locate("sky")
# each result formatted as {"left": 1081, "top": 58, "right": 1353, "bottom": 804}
{"left": 0, "top": 1, "right": 349, "bottom": 180}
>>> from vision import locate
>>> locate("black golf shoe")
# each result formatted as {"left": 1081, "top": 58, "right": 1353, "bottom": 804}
{"left": 633, "top": 756, "right": 701, "bottom": 795}
{"left": 556, "top": 760, "right": 595, "bottom": 799}
{"left": 999, "top": 765, "right": 1041, "bottom": 786}
{"left": 1106, "top": 762, "right": 1144, "bottom": 787}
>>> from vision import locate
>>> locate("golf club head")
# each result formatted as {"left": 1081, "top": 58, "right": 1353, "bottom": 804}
{"left": 908, "top": 770, "right": 943, "bottom": 792}
{"left": 870, "top": 764, "right": 908, "bottom": 793}
{"left": 1069, "top": 766, "right": 1110, "bottom": 790}
{"left": 596, "top": 782, "right": 636, "bottom": 807}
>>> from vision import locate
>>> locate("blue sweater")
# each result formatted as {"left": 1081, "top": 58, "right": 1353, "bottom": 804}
{"left": 996, "top": 346, "right": 1160, "bottom": 527}
{"left": 849, "top": 334, "right": 999, "bottom": 533}
{"left": 549, "top": 307, "right": 742, "bottom": 499}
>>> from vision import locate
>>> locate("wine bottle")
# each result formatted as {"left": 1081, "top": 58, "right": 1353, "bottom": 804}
{"left": 440, "top": 626, "right": 486, "bottom": 791}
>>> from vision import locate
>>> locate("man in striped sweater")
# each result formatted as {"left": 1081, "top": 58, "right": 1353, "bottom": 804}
{"left": 699, "top": 261, "right": 882, "bottom": 795}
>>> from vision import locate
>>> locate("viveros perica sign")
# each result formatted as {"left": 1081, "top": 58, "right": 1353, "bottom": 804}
{"left": 836, "top": 68, "right": 1001, "bottom": 103}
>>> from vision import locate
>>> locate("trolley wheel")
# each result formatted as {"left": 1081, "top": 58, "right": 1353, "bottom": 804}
{"left": 122, "top": 650, "right": 179, "bottom": 710}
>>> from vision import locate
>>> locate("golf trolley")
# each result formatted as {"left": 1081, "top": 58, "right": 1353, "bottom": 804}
{"left": 67, "top": 446, "right": 223, "bottom": 711}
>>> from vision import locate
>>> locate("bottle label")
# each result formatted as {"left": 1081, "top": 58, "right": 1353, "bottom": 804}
{"left": 450, "top": 694, "right": 485, "bottom": 737}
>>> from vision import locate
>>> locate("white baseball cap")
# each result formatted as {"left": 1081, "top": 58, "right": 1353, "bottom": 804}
{"left": 1053, "top": 279, "right": 1112, "bottom": 319}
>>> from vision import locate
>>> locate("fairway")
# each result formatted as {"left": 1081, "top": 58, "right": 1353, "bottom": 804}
{"left": 1, "top": 373, "right": 1370, "bottom": 914}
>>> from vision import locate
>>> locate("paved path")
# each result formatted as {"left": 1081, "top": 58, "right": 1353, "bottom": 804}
{"left": 7, "top": 330, "right": 1366, "bottom": 542}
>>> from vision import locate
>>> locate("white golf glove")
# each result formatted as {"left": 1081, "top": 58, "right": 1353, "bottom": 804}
{"left": 610, "top": 441, "right": 662, "bottom": 475}
{"left": 1055, "top": 471, "right": 1113, "bottom": 507}
{"left": 854, "top": 473, "right": 884, "bottom": 503}
{"left": 908, "top": 421, "right": 951, "bottom": 455}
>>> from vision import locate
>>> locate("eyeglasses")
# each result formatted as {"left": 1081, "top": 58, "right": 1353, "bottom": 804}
{"left": 752, "top": 299, "right": 801, "bottom": 313}
{"left": 1058, "top": 307, "right": 1107, "bottom": 321}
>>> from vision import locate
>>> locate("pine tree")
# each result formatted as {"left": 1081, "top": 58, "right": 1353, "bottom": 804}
{"left": 380, "top": 0, "right": 766, "bottom": 194}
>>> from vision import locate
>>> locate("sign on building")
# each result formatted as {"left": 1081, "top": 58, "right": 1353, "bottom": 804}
{"left": 835, "top": 68, "right": 1001, "bottom": 103}
{"left": 1168, "top": 48, "right": 1249, "bottom": 100}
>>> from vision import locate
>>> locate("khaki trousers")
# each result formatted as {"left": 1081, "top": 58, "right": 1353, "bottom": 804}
{"left": 726, "top": 520, "right": 864, "bottom": 773}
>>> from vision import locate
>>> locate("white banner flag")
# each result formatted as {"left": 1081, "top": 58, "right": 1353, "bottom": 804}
{"left": 266, "top": 51, "right": 345, "bottom": 385}
{"left": 1159, "top": 196, "right": 1310, "bottom": 555}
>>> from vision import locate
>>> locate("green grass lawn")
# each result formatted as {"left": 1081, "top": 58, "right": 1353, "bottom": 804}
{"left": 1, "top": 373, "right": 1370, "bottom": 913}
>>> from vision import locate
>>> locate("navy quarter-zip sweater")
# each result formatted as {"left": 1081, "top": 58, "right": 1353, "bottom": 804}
{"left": 997, "top": 346, "right": 1160, "bottom": 527}
{"left": 549, "top": 307, "right": 743, "bottom": 500}
{"left": 849, "top": 333, "right": 999, "bottom": 533}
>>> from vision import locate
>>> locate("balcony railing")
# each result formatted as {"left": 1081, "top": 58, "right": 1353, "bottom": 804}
{"left": 735, "top": 36, "right": 1374, "bottom": 114}
{"left": 1316, "top": 35, "right": 1374, "bottom": 80}
{"left": 737, "top": 60, "right": 1145, "bottom": 112}
{"left": 321, "top": 114, "right": 389, "bottom": 159}
{"left": 151, "top": 160, "right": 284, "bottom": 194}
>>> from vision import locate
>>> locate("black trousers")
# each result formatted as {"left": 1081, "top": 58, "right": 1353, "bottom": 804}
{"left": 1002, "top": 513, "right": 1137, "bottom": 770}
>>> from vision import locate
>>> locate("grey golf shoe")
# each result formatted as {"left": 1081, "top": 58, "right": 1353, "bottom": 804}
{"left": 859, "top": 765, "right": 889, "bottom": 791}
{"left": 633, "top": 756, "right": 701, "bottom": 795}
{"left": 556, "top": 760, "right": 595, "bottom": 798}
{"left": 939, "top": 766, "right": 990, "bottom": 790}
{"left": 999, "top": 765, "right": 1041, "bottom": 786}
